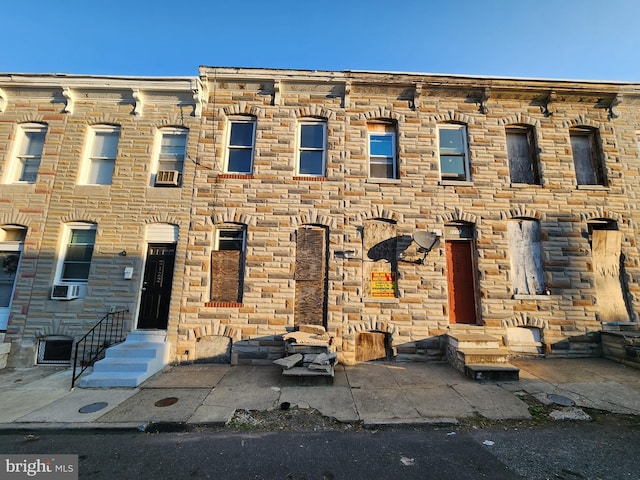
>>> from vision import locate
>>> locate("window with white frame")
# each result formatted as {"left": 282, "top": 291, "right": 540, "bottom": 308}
{"left": 0, "top": 226, "right": 25, "bottom": 330}
{"left": 81, "top": 126, "right": 119, "bottom": 185}
{"left": 368, "top": 122, "right": 397, "bottom": 179}
{"left": 226, "top": 118, "right": 256, "bottom": 174}
{"left": 297, "top": 120, "right": 326, "bottom": 176}
{"left": 59, "top": 224, "right": 96, "bottom": 283}
{"left": 6, "top": 124, "right": 47, "bottom": 184}
{"left": 155, "top": 127, "right": 188, "bottom": 186}
{"left": 438, "top": 124, "right": 470, "bottom": 181}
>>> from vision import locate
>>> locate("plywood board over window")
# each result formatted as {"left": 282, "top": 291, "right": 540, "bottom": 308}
{"left": 294, "top": 226, "right": 328, "bottom": 327}
{"left": 592, "top": 229, "right": 630, "bottom": 322}
{"left": 507, "top": 219, "right": 545, "bottom": 295}
{"left": 211, "top": 250, "right": 242, "bottom": 303}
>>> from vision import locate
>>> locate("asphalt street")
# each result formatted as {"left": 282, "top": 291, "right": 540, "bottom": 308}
{"left": 1, "top": 423, "right": 639, "bottom": 480}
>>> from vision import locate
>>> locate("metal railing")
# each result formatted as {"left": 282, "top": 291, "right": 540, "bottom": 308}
{"left": 71, "top": 309, "right": 129, "bottom": 388}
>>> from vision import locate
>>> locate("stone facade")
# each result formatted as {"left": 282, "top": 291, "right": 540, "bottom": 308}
{"left": 0, "top": 74, "right": 201, "bottom": 366}
{"left": 1, "top": 67, "right": 640, "bottom": 368}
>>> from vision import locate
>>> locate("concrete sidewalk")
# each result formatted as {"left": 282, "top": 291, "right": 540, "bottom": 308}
{"left": 0, "top": 358, "right": 639, "bottom": 430}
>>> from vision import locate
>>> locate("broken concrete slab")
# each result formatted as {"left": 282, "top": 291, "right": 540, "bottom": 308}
{"left": 283, "top": 331, "right": 330, "bottom": 345}
{"left": 273, "top": 354, "right": 303, "bottom": 369}
{"left": 308, "top": 364, "right": 333, "bottom": 373}
{"left": 299, "top": 325, "right": 327, "bottom": 335}
{"left": 549, "top": 407, "right": 592, "bottom": 421}
{"left": 312, "top": 352, "right": 337, "bottom": 365}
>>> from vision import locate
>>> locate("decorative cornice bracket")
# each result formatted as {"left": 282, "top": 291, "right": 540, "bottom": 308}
{"left": 62, "top": 87, "right": 74, "bottom": 114}
{"left": 343, "top": 80, "right": 351, "bottom": 109}
{"left": 193, "top": 78, "right": 206, "bottom": 118}
{"left": 412, "top": 82, "right": 422, "bottom": 111}
{"left": 131, "top": 88, "right": 143, "bottom": 116}
{"left": 595, "top": 94, "right": 622, "bottom": 120}
{"left": 531, "top": 91, "right": 556, "bottom": 117}
{"left": 272, "top": 79, "right": 281, "bottom": 106}
{"left": 0, "top": 88, "right": 6, "bottom": 113}
{"left": 468, "top": 88, "right": 490, "bottom": 114}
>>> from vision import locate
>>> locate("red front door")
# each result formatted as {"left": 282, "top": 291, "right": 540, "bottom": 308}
{"left": 445, "top": 240, "right": 478, "bottom": 324}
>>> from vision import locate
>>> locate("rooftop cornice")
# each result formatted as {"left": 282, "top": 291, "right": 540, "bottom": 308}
{"left": 198, "top": 67, "right": 632, "bottom": 99}
{"left": 0, "top": 73, "right": 199, "bottom": 92}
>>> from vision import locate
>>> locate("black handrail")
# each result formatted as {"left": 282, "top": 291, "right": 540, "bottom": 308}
{"left": 71, "top": 309, "right": 129, "bottom": 388}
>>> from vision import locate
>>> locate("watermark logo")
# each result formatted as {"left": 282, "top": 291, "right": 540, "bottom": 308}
{"left": 1, "top": 455, "right": 77, "bottom": 479}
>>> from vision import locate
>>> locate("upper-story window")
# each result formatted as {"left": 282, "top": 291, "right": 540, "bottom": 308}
{"left": 6, "top": 123, "right": 47, "bottom": 184}
{"left": 570, "top": 126, "right": 606, "bottom": 186}
{"left": 297, "top": 120, "right": 327, "bottom": 176}
{"left": 368, "top": 122, "right": 398, "bottom": 179}
{"left": 59, "top": 223, "right": 96, "bottom": 283}
{"left": 154, "top": 127, "right": 188, "bottom": 187}
{"left": 506, "top": 125, "right": 540, "bottom": 185}
{"left": 80, "top": 125, "right": 120, "bottom": 185}
{"left": 438, "top": 124, "right": 470, "bottom": 181}
{"left": 226, "top": 117, "right": 256, "bottom": 174}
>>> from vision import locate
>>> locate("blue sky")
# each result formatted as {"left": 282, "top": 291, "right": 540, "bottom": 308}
{"left": 2, "top": 0, "right": 639, "bottom": 82}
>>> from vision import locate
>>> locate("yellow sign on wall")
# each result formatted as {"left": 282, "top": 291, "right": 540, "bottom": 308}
{"left": 371, "top": 272, "right": 397, "bottom": 297}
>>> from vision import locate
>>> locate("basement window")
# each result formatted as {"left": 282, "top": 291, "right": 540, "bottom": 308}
{"left": 37, "top": 336, "right": 73, "bottom": 364}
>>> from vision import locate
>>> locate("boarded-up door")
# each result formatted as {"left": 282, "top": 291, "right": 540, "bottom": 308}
{"left": 356, "top": 332, "right": 388, "bottom": 362}
{"left": 445, "top": 240, "right": 478, "bottom": 324}
{"left": 294, "top": 226, "right": 328, "bottom": 327}
{"left": 592, "top": 229, "right": 630, "bottom": 322}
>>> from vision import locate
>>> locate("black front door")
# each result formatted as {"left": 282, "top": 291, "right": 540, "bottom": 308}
{"left": 137, "top": 243, "right": 176, "bottom": 329}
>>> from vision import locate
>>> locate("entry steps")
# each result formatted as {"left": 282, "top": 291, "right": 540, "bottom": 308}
{"left": 447, "top": 332, "right": 519, "bottom": 381}
{"left": 79, "top": 330, "right": 169, "bottom": 388}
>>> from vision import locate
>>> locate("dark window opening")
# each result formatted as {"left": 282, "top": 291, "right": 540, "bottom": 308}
{"left": 506, "top": 125, "right": 540, "bottom": 185}
{"left": 37, "top": 338, "right": 73, "bottom": 364}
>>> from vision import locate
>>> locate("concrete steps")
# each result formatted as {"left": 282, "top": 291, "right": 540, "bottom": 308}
{"left": 79, "top": 330, "right": 169, "bottom": 388}
{"left": 447, "top": 332, "right": 519, "bottom": 381}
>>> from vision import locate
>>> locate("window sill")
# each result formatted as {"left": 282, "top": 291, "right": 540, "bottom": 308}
{"left": 74, "top": 185, "right": 110, "bottom": 196}
{"left": 218, "top": 173, "right": 253, "bottom": 180}
{"left": 513, "top": 294, "right": 552, "bottom": 300}
{"left": 439, "top": 180, "right": 473, "bottom": 187}
{"left": 362, "top": 296, "right": 399, "bottom": 303}
{"left": 576, "top": 184, "right": 609, "bottom": 191}
{"left": 366, "top": 178, "right": 401, "bottom": 184}
{"left": 205, "top": 301, "right": 243, "bottom": 308}
{"left": 509, "top": 183, "right": 542, "bottom": 188}
{"left": 293, "top": 176, "right": 326, "bottom": 181}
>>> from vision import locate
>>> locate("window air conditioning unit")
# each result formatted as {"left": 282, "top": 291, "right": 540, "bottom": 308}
{"left": 155, "top": 170, "right": 180, "bottom": 186}
{"left": 51, "top": 284, "right": 80, "bottom": 300}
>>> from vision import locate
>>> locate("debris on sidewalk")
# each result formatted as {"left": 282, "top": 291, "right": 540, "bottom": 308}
{"left": 274, "top": 325, "right": 338, "bottom": 384}
{"left": 549, "top": 407, "right": 593, "bottom": 421}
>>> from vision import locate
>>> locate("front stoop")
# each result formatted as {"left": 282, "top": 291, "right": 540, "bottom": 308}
{"left": 447, "top": 332, "right": 519, "bottom": 381}
{"left": 79, "top": 330, "right": 169, "bottom": 388}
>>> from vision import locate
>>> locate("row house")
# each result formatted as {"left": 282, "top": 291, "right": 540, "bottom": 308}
{"left": 1, "top": 67, "right": 640, "bottom": 384}
{"left": 0, "top": 73, "right": 202, "bottom": 374}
